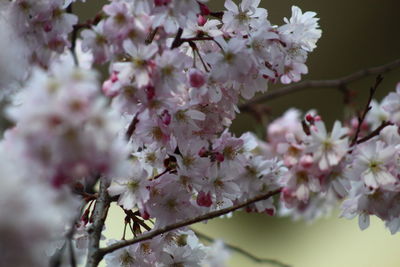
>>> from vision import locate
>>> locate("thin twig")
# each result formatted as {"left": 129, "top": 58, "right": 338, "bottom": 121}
{"left": 126, "top": 113, "right": 139, "bottom": 140}
{"left": 85, "top": 178, "right": 111, "bottom": 267}
{"left": 123, "top": 209, "right": 152, "bottom": 231}
{"left": 66, "top": 4, "right": 78, "bottom": 65}
{"left": 171, "top": 28, "right": 216, "bottom": 49}
{"left": 239, "top": 58, "right": 400, "bottom": 111}
{"left": 171, "top": 28, "right": 184, "bottom": 49}
{"left": 73, "top": 12, "right": 104, "bottom": 31}
{"left": 145, "top": 27, "right": 159, "bottom": 45}
{"left": 193, "top": 230, "right": 291, "bottom": 267}
{"left": 181, "top": 36, "right": 214, "bottom": 42}
{"left": 209, "top": 12, "right": 224, "bottom": 19}
{"left": 97, "top": 189, "right": 281, "bottom": 259}
{"left": 351, "top": 75, "right": 383, "bottom": 146}
{"left": 190, "top": 41, "right": 210, "bottom": 72}
{"left": 356, "top": 121, "right": 394, "bottom": 145}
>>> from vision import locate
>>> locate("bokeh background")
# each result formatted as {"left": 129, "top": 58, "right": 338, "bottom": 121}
{"left": 74, "top": 0, "right": 400, "bottom": 266}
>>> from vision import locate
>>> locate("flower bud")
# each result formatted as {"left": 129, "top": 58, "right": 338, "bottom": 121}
{"left": 197, "top": 15, "right": 207, "bottom": 26}
{"left": 196, "top": 191, "right": 212, "bottom": 207}
{"left": 188, "top": 68, "right": 206, "bottom": 88}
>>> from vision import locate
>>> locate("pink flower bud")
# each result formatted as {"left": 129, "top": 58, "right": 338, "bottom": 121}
{"left": 196, "top": 191, "right": 212, "bottom": 207}
{"left": 198, "top": 3, "right": 210, "bottom": 15}
{"left": 102, "top": 72, "right": 119, "bottom": 97}
{"left": 188, "top": 68, "right": 206, "bottom": 88}
{"left": 215, "top": 152, "right": 224, "bottom": 162}
{"left": 197, "top": 15, "right": 207, "bottom": 26}
{"left": 305, "top": 113, "right": 314, "bottom": 123}
{"left": 102, "top": 80, "right": 118, "bottom": 97}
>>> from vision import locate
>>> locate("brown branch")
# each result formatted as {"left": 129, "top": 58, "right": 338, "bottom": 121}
{"left": 182, "top": 36, "right": 214, "bottom": 42}
{"left": 351, "top": 75, "right": 383, "bottom": 146}
{"left": 356, "top": 121, "right": 393, "bottom": 145}
{"left": 240, "top": 58, "right": 400, "bottom": 111}
{"left": 145, "top": 27, "right": 159, "bottom": 45}
{"left": 171, "top": 28, "right": 184, "bottom": 49}
{"left": 189, "top": 41, "right": 210, "bottom": 72}
{"left": 193, "top": 230, "right": 290, "bottom": 267}
{"left": 171, "top": 28, "right": 215, "bottom": 49}
{"left": 209, "top": 12, "right": 224, "bottom": 19}
{"left": 66, "top": 4, "right": 78, "bottom": 65}
{"left": 85, "top": 178, "right": 111, "bottom": 267}
{"left": 73, "top": 12, "right": 105, "bottom": 31}
{"left": 96, "top": 189, "right": 281, "bottom": 259}
{"left": 126, "top": 113, "right": 139, "bottom": 140}
{"left": 123, "top": 209, "right": 152, "bottom": 231}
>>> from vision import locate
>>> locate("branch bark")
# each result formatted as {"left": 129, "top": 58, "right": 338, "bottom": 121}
{"left": 85, "top": 178, "right": 111, "bottom": 267}
{"left": 193, "top": 230, "right": 291, "bottom": 267}
{"left": 66, "top": 4, "right": 78, "bottom": 65}
{"left": 240, "top": 58, "right": 400, "bottom": 111}
{"left": 350, "top": 75, "right": 383, "bottom": 146}
{"left": 96, "top": 188, "right": 281, "bottom": 259}
{"left": 356, "top": 121, "right": 393, "bottom": 145}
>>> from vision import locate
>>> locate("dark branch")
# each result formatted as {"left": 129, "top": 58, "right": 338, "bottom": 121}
{"left": 145, "top": 27, "right": 159, "bottom": 45}
{"left": 85, "top": 178, "right": 111, "bottom": 267}
{"left": 356, "top": 121, "right": 394, "bottom": 145}
{"left": 209, "top": 12, "right": 224, "bottom": 19}
{"left": 171, "top": 28, "right": 215, "bottom": 49}
{"left": 66, "top": 4, "right": 78, "bottom": 65}
{"left": 351, "top": 75, "right": 383, "bottom": 146}
{"left": 193, "top": 230, "right": 291, "bottom": 267}
{"left": 240, "top": 58, "right": 400, "bottom": 111}
{"left": 126, "top": 114, "right": 139, "bottom": 140}
{"left": 171, "top": 28, "right": 184, "bottom": 49}
{"left": 97, "top": 189, "right": 281, "bottom": 259}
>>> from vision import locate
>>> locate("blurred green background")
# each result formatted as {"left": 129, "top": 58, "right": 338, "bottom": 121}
{"left": 75, "top": 0, "right": 400, "bottom": 266}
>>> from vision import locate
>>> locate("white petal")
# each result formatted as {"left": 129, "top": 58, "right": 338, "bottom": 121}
{"left": 224, "top": 0, "right": 239, "bottom": 13}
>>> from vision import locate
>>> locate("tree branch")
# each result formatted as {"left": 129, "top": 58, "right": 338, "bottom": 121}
{"left": 66, "top": 4, "right": 78, "bottom": 65}
{"left": 193, "top": 230, "right": 291, "bottom": 267}
{"left": 85, "top": 178, "right": 111, "bottom": 267}
{"left": 126, "top": 113, "right": 139, "bottom": 140}
{"left": 96, "top": 189, "right": 281, "bottom": 259}
{"left": 350, "top": 75, "right": 383, "bottom": 146}
{"left": 356, "top": 121, "right": 393, "bottom": 145}
{"left": 240, "top": 58, "right": 400, "bottom": 111}
{"left": 171, "top": 28, "right": 184, "bottom": 49}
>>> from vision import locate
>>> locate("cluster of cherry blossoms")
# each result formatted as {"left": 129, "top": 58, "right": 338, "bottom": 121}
{"left": 3, "top": 0, "right": 399, "bottom": 266}
{"left": 267, "top": 83, "right": 400, "bottom": 234}
{"left": 105, "top": 230, "right": 230, "bottom": 267}
{"left": 7, "top": 0, "right": 78, "bottom": 67}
